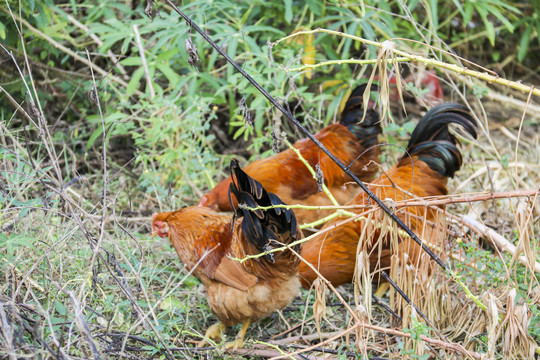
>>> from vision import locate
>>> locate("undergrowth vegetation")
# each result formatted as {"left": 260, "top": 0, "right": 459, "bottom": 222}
{"left": 1, "top": 0, "right": 539, "bottom": 359}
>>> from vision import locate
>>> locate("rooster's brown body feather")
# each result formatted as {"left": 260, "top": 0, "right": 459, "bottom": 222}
{"left": 299, "top": 103, "right": 477, "bottom": 288}
{"left": 198, "top": 84, "right": 381, "bottom": 225}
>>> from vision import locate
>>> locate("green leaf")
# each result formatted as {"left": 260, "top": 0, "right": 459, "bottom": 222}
{"left": 227, "top": 35, "right": 238, "bottom": 60}
{"left": 156, "top": 64, "right": 181, "bottom": 86}
{"left": 476, "top": 7, "right": 495, "bottom": 46}
{"left": 401, "top": 120, "right": 416, "bottom": 135}
{"left": 452, "top": 0, "right": 465, "bottom": 17}
{"left": 87, "top": 127, "right": 103, "bottom": 150}
{"left": 518, "top": 24, "right": 533, "bottom": 63}
{"left": 306, "top": 0, "right": 323, "bottom": 16}
{"left": 489, "top": 6, "right": 515, "bottom": 33}
{"left": 155, "top": 47, "right": 179, "bottom": 62}
{"left": 0, "top": 22, "right": 5, "bottom": 39}
{"left": 121, "top": 36, "right": 132, "bottom": 54}
{"left": 383, "top": 123, "right": 401, "bottom": 133}
{"left": 485, "top": 20, "right": 495, "bottom": 46}
{"left": 429, "top": 0, "right": 438, "bottom": 30}
{"left": 341, "top": 22, "right": 358, "bottom": 58}
{"left": 120, "top": 57, "right": 142, "bottom": 66}
{"left": 408, "top": 0, "right": 421, "bottom": 11}
{"left": 55, "top": 301, "right": 67, "bottom": 316}
{"left": 501, "top": 154, "right": 510, "bottom": 169}
{"left": 126, "top": 67, "right": 145, "bottom": 96}
{"left": 3, "top": 235, "right": 35, "bottom": 251}
{"left": 233, "top": 125, "right": 245, "bottom": 140}
{"left": 325, "top": 94, "right": 342, "bottom": 124}
{"left": 242, "top": 25, "right": 286, "bottom": 35}
{"left": 463, "top": 2, "right": 474, "bottom": 25}
{"left": 284, "top": 0, "right": 293, "bottom": 24}
{"left": 240, "top": 5, "right": 253, "bottom": 25}
{"left": 159, "top": 296, "right": 185, "bottom": 311}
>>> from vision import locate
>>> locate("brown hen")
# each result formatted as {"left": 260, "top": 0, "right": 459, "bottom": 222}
{"left": 152, "top": 159, "right": 301, "bottom": 349}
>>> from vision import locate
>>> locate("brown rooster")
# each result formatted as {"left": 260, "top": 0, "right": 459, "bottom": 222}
{"left": 299, "top": 103, "right": 477, "bottom": 288}
{"left": 152, "top": 159, "right": 301, "bottom": 349}
{"left": 197, "top": 84, "right": 382, "bottom": 225}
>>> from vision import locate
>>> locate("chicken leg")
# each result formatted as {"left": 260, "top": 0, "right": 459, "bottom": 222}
{"left": 198, "top": 322, "right": 224, "bottom": 347}
{"left": 225, "top": 319, "right": 251, "bottom": 350}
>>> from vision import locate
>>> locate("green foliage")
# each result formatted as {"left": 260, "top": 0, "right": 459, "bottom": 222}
{"left": 456, "top": 236, "right": 540, "bottom": 345}
{"left": 2, "top": 0, "right": 536, "bottom": 203}
{"left": 398, "top": 315, "right": 432, "bottom": 360}
{"left": 452, "top": 0, "right": 518, "bottom": 45}
{"left": 1, "top": 0, "right": 398, "bottom": 202}
{"left": 513, "top": 2, "right": 540, "bottom": 63}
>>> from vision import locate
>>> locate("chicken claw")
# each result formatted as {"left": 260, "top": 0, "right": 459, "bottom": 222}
{"left": 225, "top": 320, "right": 250, "bottom": 350}
{"left": 374, "top": 282, "right": 390, "bottom": 298}
{"left": 198, "top": 322, "right": 224, "bottom": 347}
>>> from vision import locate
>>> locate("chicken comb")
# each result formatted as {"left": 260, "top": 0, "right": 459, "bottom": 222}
{"left": 228, "top": 159, "right": 299, "bottom": 262}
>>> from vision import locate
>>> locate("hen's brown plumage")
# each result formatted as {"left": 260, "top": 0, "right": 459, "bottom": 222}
{"left": 198, "top": 84, "right": 382, "bottom": 225}
{"left": 299, "top": 103, "right": 477, "bottom": 288}
{"left": 152, "top": 160, "right": 301, "bottom": 348}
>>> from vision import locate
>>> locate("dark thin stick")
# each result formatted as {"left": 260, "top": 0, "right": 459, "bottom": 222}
{"left": 380, "top": 271, "right": 436, "bottom": 331}
{"left": 287, "top": 344, "right": 389, "bottom": 359}
{"left": 371, "top": 295, "right": 402, "bottom": 322}
{"left": 163, "top": 0, "right": 448, "bottom": 272}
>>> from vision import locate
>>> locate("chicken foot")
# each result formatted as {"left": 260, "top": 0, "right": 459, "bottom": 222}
{"left": 198, "top": 322, "right": 225, "bottom": 347}
{"left": 374, "top": 282, "right": 390, "bottom": 297}
{"left": 225, "top": 319, "right": 251, "bottom": 350}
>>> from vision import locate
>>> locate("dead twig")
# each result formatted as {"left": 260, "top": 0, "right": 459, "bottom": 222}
{"left": 393, "top": 189, "right": 540, "bottom": 208}
{"left": 270, "top": 322, "right": 365, "bottom": 360}
{"left": 271, "top": 322, "right": 485, "bottom": 359}
{"left": 133, "top": 24, "right": 155, "bottom": 99}
{"left": 232, "top": 347, "right": 324, "bottom": 359}
{"left": 69, "top": 292, "right": 103, "bottom": 360}
{"left": 64, "top": 13, "right": 129, "bottom": 78}
{"left": 274, "top": 28, "right": 540, "bottom": 98}
{"left": 0, "top": 304, "right": 17, "bottom": 360}
{"left": 261, "top": 189, "right": 540, "bottom": 212}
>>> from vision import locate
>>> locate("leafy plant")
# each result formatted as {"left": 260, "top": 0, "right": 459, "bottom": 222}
{"left": 451, "top": 0, "right": 518, "bottom": 46}
{"left": 398, "top": 315, "right": 432, "bottom": 360}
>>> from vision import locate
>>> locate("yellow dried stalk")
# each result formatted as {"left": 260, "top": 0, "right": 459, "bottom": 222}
{"left": 352, "top": 249, "right": 373, "bottom": 355}
{"left": 354, "top": 301, "right": 370, "bottom": 357}
{"left": 513, "top": 199, "right": 537, "bottom": 277}
{"left": 497, "top": 289, "right": 537, "bottom": 359}
{"left": 487, "top": 293, "right": 500, "bottom": 358}
{"left": 273, "top": 28, "right": 540, "bottom": 98}
{"left": 312, "top": 278, "right": 327, "bottom": 335}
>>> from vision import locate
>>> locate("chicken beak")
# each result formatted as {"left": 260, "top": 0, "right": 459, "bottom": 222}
{"left": 150, "top": 221, "right": 168, "bottom": 238}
